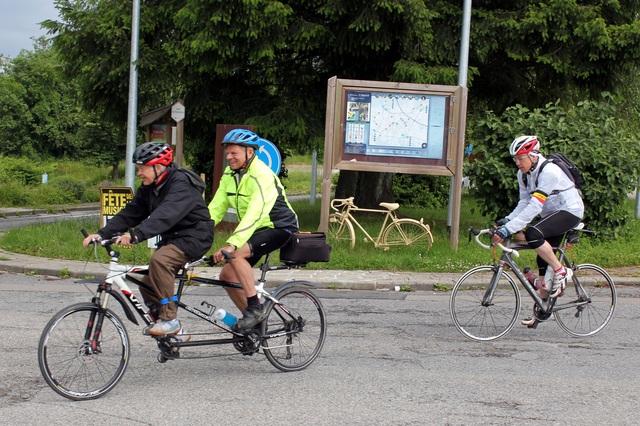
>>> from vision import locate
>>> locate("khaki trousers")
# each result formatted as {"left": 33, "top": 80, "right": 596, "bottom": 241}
{"left": 139, "top": 244, "right": 189, "bottom": 321}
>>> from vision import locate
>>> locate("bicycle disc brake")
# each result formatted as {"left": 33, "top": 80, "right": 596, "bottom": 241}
{"left": 233, "top": 330, "right": 261, "bottom": 356}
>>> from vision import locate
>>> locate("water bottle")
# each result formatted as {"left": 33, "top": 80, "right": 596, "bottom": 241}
{"left": 523, "top": 267, "right": 537, "bottom": 286}
{"left": 214, "top": 308, "right": 237, "bottom": 327}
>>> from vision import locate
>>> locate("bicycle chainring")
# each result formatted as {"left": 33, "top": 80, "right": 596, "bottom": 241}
{"left": 532, "top": 303, "right": 552, "bottom": 321}
{"left": 156, "top": 336, "right": 180, "bottom": 362}
{"left": 233, "top": 330, "right": 261, "bottom": 356}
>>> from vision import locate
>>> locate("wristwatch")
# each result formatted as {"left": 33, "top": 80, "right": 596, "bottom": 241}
{"left": 226, "top": 243, "right": 237, "bottom": 250}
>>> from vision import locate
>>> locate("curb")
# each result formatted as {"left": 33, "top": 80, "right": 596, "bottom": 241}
{"left": 0, "top": 203, "right": 99, "bottom": 218}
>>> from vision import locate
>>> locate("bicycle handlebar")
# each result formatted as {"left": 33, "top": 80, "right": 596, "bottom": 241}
{"left": 330, "top": 197, "right": 355, "bottom": 210}
{"left": 468, "top": 227, "right": 520, "bottom": 258}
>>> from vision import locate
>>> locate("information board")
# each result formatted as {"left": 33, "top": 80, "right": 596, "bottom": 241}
{"left": 326, "top": 78, "right": 465, "bottom": 176}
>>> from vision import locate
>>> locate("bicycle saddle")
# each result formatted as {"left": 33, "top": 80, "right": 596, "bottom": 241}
{"left": 379, "top": 202, "right": 399, "bottom": 211}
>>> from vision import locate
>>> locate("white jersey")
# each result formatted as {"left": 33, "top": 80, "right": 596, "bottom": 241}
{"left": 504, "top": 154, "right": 584, "bottom": 234}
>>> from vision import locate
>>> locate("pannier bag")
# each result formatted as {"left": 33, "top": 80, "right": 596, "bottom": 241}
{"left": 280, "top": 232, "right": 331, "bottom": 263}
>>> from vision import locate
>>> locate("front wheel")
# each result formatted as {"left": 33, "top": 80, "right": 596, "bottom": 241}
{"left": 554, "top": 264, "right": 616, "bottom": 337}
{"left": 262, "top": 286, "right": 327, "bottom": 372}
{"left": 38, "top": 303, "right": 130, "bottom": 400}
{"left": 381, "top": 218, "right": 433, "bottom": 253}
{"left": 450, "top": 266, "right": 520, "bottom": 341}
{"left": 327, "top": 213, "right": 356, "bottom": 248}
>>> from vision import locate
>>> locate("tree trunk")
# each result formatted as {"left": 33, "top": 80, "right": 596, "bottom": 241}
{"left": 111, "top": 163, "right": 120, "bottom": 180}
{"left": 335, "top": 170, "right": 394, "bottom": 208}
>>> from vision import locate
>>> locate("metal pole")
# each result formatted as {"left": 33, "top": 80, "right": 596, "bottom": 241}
{"left": 310, "top": 149, "right": 318, "bottom": 205}
{"left": 636, "top": 178, "right": 640, "bottom": 218}
{"left": 124, "top": 0, "right": 141, "bottom": 190}
{"left": 447, "top": 0, "right": 472, "bottom": 230}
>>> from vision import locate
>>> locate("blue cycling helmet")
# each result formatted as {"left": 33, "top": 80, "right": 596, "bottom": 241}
{"left": 221, "top": 129, "right": 260, "bottom": 149}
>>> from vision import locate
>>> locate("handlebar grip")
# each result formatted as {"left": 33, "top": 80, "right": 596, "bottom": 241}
{"left": 220, "top": 249, "right": 235, "bottom": 260}
{"left": 81, "top": 229, "right": 89, "bottom": 238}
{"left": 472, "top": 228, "right": 520, "bottom": 258}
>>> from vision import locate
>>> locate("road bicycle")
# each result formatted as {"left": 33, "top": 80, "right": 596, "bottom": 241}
{"left": 327, "top": 197, "right": 433, "bottom": 251}
{"left": 38, "top": 231, "right": 327, "bottom": 401}
{"left": 449, "top": 224, "right": 615, "bottom": 341}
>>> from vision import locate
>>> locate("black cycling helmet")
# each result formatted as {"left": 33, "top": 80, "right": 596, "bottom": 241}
{"left": 132, "top": 142, "right": 173, "bottom": 166}
{"left": 221, "top": 129, "right": 260, "bottom": 149}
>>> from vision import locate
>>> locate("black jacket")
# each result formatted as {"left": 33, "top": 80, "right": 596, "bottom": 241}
{"left": 98, "top": 163, "right": 214, "bottom": 260}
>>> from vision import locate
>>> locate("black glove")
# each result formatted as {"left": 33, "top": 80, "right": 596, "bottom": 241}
{"left": 495, "top": 218, "right": 509, "bottom": 226}
{"left": 495, "top": 227, "right": 510, "bottom": 240}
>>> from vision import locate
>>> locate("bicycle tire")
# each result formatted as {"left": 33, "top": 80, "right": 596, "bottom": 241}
{"left": 554, "top": 264, "right": 616, "bottom": 337}
{"left": 380, "top": 218, "right": 433, "bottom": 252}
{"left": 450, "top": 265, "right": 521, "bottom": 341}
{"left": 38, "top": 302, "right": 130, "bottom": 401}
{"left": 327, "top": 213, "right": 356, "bottom": 248}
{"left": 262, "top": 286, "right": 327, "bottom": 372}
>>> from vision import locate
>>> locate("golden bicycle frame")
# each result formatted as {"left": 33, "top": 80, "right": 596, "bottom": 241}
{"left": 327, "top": 197, "right": 433, "bottom": 250}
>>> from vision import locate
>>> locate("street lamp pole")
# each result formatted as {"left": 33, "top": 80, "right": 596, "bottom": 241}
{"left": 124, "top": 0, "right": 141, "bottom": 189}
{"left": 447, "top": 0, "right": 472, "bottom": 234}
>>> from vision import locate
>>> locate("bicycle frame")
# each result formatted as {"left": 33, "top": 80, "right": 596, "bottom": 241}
{"left": 338, "top": 206, "right": 395, "bottom": 246}
{"left": 331, "top": 197, "right": 399, "bottom": 246}
{"left": 91, "top": 248, "right": 324, "bottom": 353}
{"left": 482, "top": 238, "right": 591, "bottom": 316}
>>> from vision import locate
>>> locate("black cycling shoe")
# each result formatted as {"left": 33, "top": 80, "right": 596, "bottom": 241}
{"left": 232, "top": 305, "right": 267, "bottom": 331}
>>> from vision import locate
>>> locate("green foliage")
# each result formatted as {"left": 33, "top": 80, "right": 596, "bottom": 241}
{"left": 393, "top": 174, "right": 449, "bottom": 208}
{"left": 0, "top": 158, "right": 118, "bottom": 207}
{"left": 465, "top": 93, "right": 640, "bottom": 234}
{"left": 6, "top": 196, "right": 640, "bottom": 271}
{"left": 0, "top": 157, "right": 44, "bottom": 186}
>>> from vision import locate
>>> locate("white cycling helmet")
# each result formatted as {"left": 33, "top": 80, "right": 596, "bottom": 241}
{"left": 509, "top": 136, "right": 540, "bottom": 156}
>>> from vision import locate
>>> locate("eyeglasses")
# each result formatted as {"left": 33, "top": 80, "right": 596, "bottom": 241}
{"left": 512, "top": 156, "right": 529, "bottom": 164}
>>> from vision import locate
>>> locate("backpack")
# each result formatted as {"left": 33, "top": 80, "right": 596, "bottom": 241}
{"left": 178, "top": 167, "right": 206, "bottom": 195}
{"left": 536, "top": 153, "right": 585, "bottom": 191}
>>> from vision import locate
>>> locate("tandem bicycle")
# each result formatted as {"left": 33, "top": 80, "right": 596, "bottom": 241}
{"left": 37, "top": 231, "right": 327, "bottom": 400}
{"left": 449, "top": 224, "right": 616, "bottom": 341}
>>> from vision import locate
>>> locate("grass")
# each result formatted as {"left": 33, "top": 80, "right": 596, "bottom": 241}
{"left": 2, "top": 155, "right": 640, "bottom": 272}
{"left": 2, "top": 195, "right": 640, "bottom": 273}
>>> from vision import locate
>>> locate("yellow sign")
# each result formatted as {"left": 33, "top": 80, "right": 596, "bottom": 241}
{"left": 100, "top": 186, "right": 134, "bottom": 227}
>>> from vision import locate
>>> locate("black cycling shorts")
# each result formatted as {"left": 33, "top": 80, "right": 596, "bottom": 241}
{"left": 246, "top": 228, "right": 294, "bottom": 266}
{"left": 524, "top": 210, "right": 582, "bottom": 250}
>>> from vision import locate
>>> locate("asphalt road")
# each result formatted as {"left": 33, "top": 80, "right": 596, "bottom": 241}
{"left": 0, "top": 210, "right": 98, "bottom": 231}
{"left": 2, "top": 272, "right": 640, "bottom": 425}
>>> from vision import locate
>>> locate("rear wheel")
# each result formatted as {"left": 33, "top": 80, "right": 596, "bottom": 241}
{"left": 262, "top": 286, "right": 327, "bottom": 372}
{"left": 327, "top": 213, "right": 355, "bottom": 248}
{"left": 450, "top": 266, "right": 520, "bottom": 341}
{"left": 38, "top": 303, "right": 130, "bottom": 400}
{"left": 554, "top": 264, "right": 616, "bottom": 337}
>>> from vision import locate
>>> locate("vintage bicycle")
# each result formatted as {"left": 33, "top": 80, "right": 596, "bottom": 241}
{"left": 327, "top": 197, "right": 433, "bottom": 251}
{"left": 449, "top": 224, "right": 616, "bottom": 341}
{"left": 37, "top": 231, "right": 327, "bottom": 401}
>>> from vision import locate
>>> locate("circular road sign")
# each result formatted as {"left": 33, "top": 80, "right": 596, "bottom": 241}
{"left": 255, "top": 138, "right": 282, "bottom": 175}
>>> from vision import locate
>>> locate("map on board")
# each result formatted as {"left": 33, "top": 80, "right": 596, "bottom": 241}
{"left": 343, "top": 90, "right": 445, "bottom": 160}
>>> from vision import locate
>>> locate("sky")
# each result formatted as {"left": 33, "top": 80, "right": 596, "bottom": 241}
{"left": 0, "top": 0, "right": 60, "bottom": 58}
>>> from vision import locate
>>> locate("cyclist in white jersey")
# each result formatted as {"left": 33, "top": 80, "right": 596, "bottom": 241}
{"left": 492, "top": 136, "right": 584, "bottom": 327}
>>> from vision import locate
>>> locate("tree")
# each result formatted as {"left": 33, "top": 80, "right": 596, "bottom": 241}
{"left": 43, "top": 0, "right": 640, "bottom": 206}
{"left": 465, "top": 94, "right": 640, "bottom": 234}
{"left": 0, "top": 73, "right": 32, "bottom": 156}
{"left": 0, "top": 38, "right": 86, "bottom": 159}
